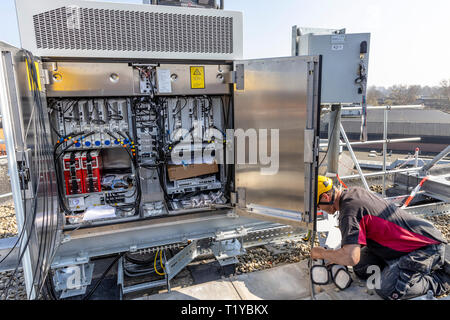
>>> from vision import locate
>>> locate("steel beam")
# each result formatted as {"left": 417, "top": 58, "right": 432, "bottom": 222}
{"left": 421, "top": 145, "right": 450, "bottom": 174}
{"left": 327, "top": 105, "right": 341, "bottom": 174}
{"left": 338, "top": 105, "right": 424, "bottom": 111}
{"left": 52, "top": 211, "right": 283, "bottom": 267}
{"left": 320, "top": 137, "right": 422, "bottom": 149}
{"left": 340, "top": 167, "right": 423, "bottom": 180}
{"left": 340, "top": 123, "right": 370, "bottom": 190}
{"left": 395, "top": 173, "right": 450, "bottom": 203}
{"left": 0, "top": 193, "right": 12, "bottom": 199}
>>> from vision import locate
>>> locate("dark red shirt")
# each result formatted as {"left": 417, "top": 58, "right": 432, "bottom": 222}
{"left": 338, "top": 188, "right": 446, "bottom": 260}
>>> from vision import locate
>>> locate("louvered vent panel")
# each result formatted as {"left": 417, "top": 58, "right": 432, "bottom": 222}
{"left": 32, "top": 6, "right": 234, "bottom": 54}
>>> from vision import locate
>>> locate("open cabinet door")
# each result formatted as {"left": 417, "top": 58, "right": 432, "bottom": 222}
{"left": 0, "top": 42, "right": 62, "bottom": 299}
{"left": 233, "top": 56, "right": 321, "bottom": 229}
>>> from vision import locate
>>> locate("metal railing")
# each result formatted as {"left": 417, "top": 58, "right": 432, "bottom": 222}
{"left": 324, "top": 105, "right": 426, "bottom": 196}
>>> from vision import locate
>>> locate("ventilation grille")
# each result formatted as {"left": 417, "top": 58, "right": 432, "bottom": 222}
{"left": 32, "top": 6, "right": 234, "bottom": 54}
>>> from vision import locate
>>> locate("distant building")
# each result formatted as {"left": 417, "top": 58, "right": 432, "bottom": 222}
{"left": 416, "top": 96, "right": 450, "bottom": 108}
{"left": 321, "top": 109, "right": 450, "bottom": 154}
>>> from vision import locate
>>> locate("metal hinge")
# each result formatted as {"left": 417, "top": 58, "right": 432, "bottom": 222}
{"left": 233, "top": 64, "right": 245, "bottom": 90}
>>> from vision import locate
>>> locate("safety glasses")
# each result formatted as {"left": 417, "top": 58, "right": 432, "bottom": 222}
{"left": 318, "top": 189, "right": 336, "bottom": 206}
{"left": 310, "top": 260, "right": 353, "bottom": 290}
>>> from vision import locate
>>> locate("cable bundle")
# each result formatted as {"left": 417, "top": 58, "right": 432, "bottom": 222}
{"left": 0, "top": 51, "right": 62, "bottom": 300}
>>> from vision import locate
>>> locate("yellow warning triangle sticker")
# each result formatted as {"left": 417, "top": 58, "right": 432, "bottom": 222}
{"left": 193, "top": 69, "right": 202, "bottom": 76}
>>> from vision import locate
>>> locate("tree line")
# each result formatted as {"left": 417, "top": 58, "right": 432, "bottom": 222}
{"left": 367, "top": 79, "right": 450, "bottom": 111}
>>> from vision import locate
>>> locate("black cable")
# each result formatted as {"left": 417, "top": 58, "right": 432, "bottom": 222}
{"left": 53, "top": 132, "right": 94, "bottom": 215}
{"left": 105, "top": 99, "right": 124, "bottom": 121}
{"left": 26, "top": 52, "right": 60, "bottom": 296}
{"left": 82, "top": 253, "right": 124, "bottom": 300}
{"left": 24, "top": 52, "right": 54, "bottom": 295}
{"left": 103, "top": 129, "right": 141, "bottom": 214}
{"left": 3, "top": 52, "right": 57, "bottom": 299}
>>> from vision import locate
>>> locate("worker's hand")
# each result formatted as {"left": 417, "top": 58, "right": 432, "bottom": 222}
{"left": 311, "top": 247, "right": 327, "bottom": 260}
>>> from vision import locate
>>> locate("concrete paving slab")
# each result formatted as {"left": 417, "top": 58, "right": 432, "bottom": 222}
{"left": 139, "top": 260, "right": 387, "bottom": 301}
{"left": 139, "top": 280, "right": 241, "bottom": 301}
{"left": 313, "top": 291, "right": 335, "bottom": 300}
{"left": 230, "top": 261, "right": 311, "bottom": 300}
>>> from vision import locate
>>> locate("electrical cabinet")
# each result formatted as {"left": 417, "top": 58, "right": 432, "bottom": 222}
{"left": 292, "top": 27, "right": 370, "bottom": 105}
{"left": 0, "top": 0, "right": 321, "bottom": 299}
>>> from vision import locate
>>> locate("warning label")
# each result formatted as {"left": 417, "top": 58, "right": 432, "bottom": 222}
{"left": 190, "top": 66, "right": 205, "bottom": 89}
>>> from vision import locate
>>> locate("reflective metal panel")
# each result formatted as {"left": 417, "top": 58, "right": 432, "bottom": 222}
{"left": 234, "top": 56, "right": 320, "bottom": 215}
{"left": 157, "top": 64, "right": 232, "bottom": 96}
{"left": 0, "top": 42, "right": 61, "bottom": 298}
{"left": 44, "top": 62, "right": 135, "bottom": 97}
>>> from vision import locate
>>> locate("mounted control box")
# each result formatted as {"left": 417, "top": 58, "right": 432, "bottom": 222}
{"left": 292, "top": 27, "right": 370, "bottom": 105}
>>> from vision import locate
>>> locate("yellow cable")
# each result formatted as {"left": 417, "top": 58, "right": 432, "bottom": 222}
{"left": 154, "top": 250, "right": 165, "bottom": 276}
{"left": 303, "top": 230, "right": 312, "bottom": 242}
{"left": 160, "top": 250, "right": 166, "bottom": 272}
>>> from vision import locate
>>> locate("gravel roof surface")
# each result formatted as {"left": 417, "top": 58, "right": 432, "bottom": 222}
{"left": 0, "top": 199, "right": 448, "bottom": 300}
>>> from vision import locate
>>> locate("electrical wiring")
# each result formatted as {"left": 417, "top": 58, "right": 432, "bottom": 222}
{"left": 3, "top": 51, "right": 61, "bottom": 299}
{"left": 9, "top": 63, "right": 232, "bottom": 296}
{"left": 171, "top": 97, "right": 189, "bottom": 134}
{"left": 104, "top": 99, "right": 124, "bottom": 121}
{"left": 154, "top": 250, "right": 166, "bottom": 276}
{"left": 103, "top": 129, "right": 141, "bottom": 214}
{"left": 26, "top": 52, "right": 62, "bottom": 296}
{"left": 82, "top": 253, "right": 125, "bottom": 300}
{"left": 123, "top": 253, "right": 163, "bottom": 277}
{"left": 90, "top": 99, "right": 106, "bottom": 125}
{"left": 22, "top": 53, "right": 53, "bottom": 296}
{"left": 53, "top": 132, "right": 95, "bottom": 216}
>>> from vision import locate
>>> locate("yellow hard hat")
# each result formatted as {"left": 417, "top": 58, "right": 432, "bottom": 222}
{"left": 317, "top": 176, "right": 333, "bottom": 204}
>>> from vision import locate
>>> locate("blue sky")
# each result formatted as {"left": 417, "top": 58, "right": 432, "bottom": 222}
{"left": 1, "top": 0, "right": 449, "bottom": 87}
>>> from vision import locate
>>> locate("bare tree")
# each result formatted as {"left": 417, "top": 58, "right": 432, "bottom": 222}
{"left": 387, "top": 84, "right": 421, "bottom": 105}
{"left": 440, "top": 79, "right": 450, "bottom": 99}
{"left": 367, "top": 86, "right": 384, "bottom": 105}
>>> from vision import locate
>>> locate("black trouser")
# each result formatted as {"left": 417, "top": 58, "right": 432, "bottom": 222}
{"left": 353, "top": 244, "right": 449, "bottom": 300}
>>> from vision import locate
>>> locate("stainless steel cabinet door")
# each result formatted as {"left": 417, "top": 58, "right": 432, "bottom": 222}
{"left": 233, "top": 56, "right": 321, "bottom": 228}
{"left": 0, "top": 42, "right": 62, "bottom": 299}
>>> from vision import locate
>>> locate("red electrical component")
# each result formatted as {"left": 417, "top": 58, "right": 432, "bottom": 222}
{"left": 81, "top": 150, "right": 103, "bottom": 193}
{"left": 63, "top": 152, "right": 85, "bottom": 195}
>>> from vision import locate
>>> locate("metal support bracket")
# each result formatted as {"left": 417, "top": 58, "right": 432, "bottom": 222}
{"left": 53, "top": 262, "right": 94, "bottom": 299}
{"left": 165, "top": 240, "right": 198, "bottom": 281}
{"left": 236, "top": 205, "right": 312, "bottom": 229}
{"left": 211, "top": 238, "right": 245, "bottom": 267}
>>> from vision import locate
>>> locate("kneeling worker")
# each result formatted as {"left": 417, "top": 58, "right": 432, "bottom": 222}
{"left": 311, "top": 176, "right": 449, "bottom": 300}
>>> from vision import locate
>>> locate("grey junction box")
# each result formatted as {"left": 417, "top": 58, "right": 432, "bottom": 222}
{"left": 293, "top": 27, "right": 371, "bottom": 105}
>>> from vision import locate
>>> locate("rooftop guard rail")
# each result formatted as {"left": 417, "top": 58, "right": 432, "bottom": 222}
{"left": 322, "top": 105, "right": 427, "bottom": 196}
